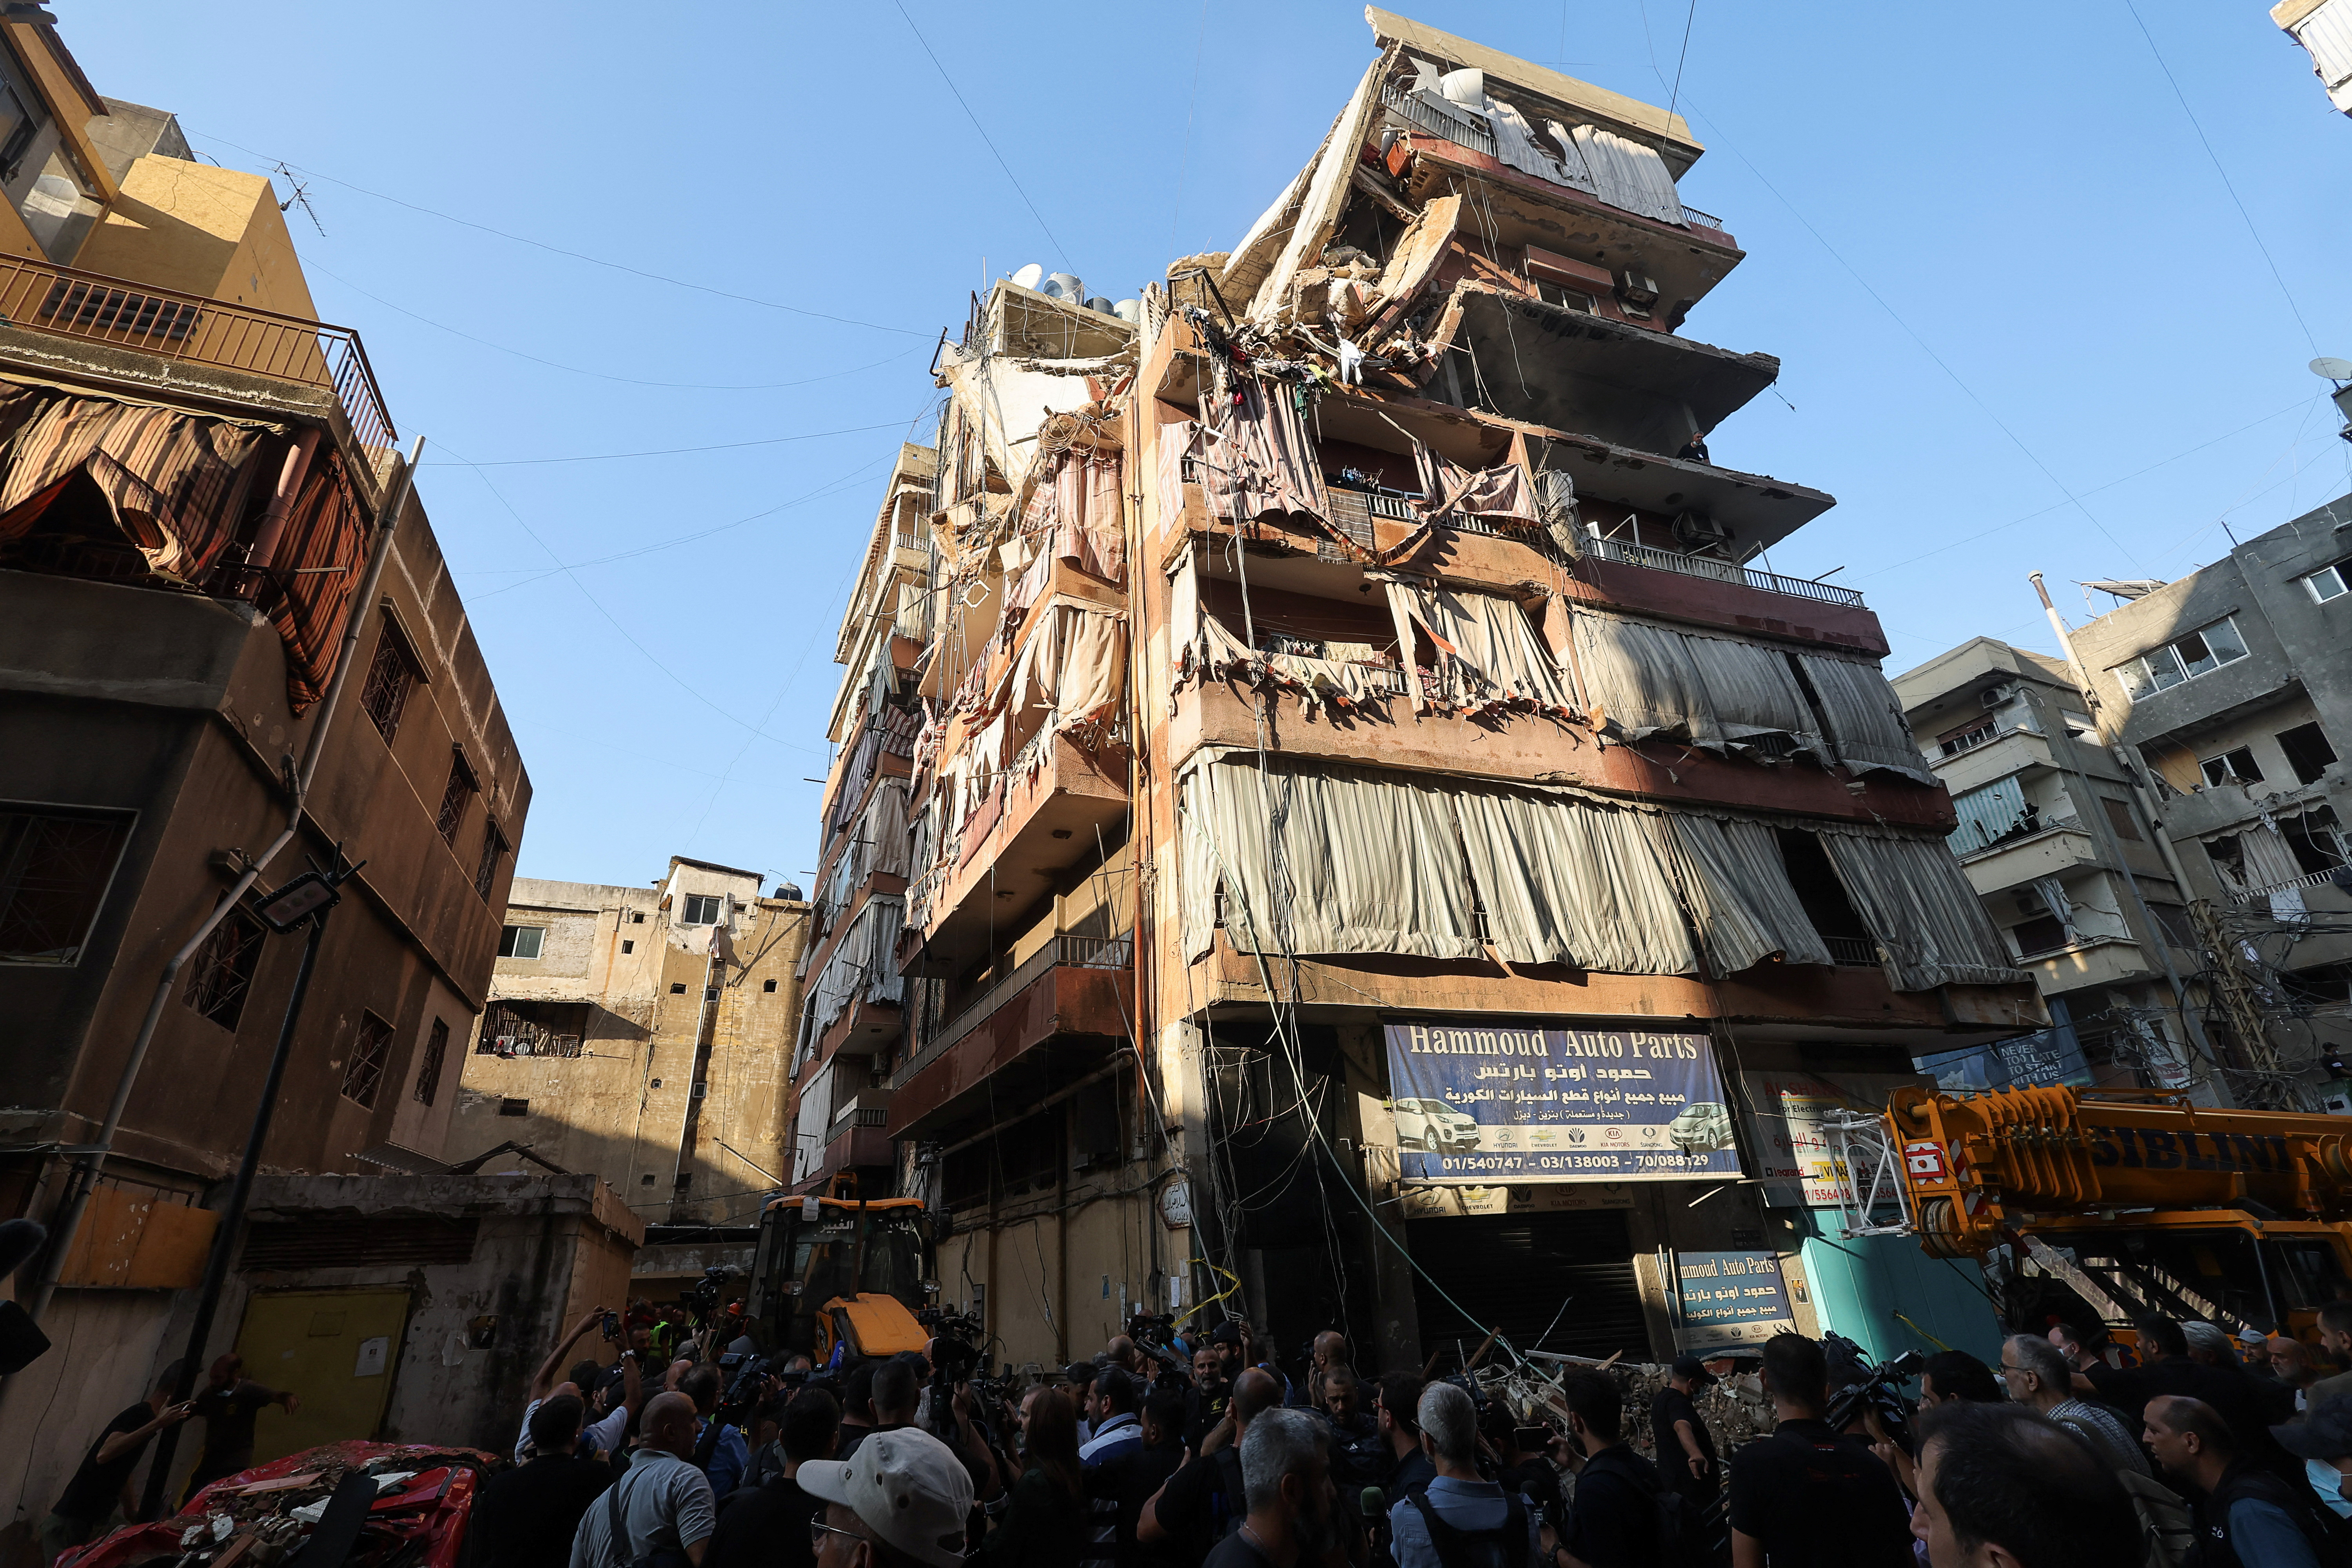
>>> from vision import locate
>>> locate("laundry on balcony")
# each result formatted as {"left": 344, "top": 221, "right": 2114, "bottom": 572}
{"left": 1568, "top": 607, "right": 1828, "bottom": 763}
{"left": 1386, "top": 581, "right": 1574, "bottom": 718}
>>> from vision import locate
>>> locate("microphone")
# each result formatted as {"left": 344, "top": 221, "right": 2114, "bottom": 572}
{"left": 1359, "top": 1485, "right": 1387, "bottom": 1521}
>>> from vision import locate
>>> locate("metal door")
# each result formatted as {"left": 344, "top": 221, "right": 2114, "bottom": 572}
{"left": 230, "top": 1287, "right": 411, "bottom": 1460}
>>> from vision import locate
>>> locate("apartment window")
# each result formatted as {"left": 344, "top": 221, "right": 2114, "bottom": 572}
{"left": 413, "top": 1018, "right": 450, "bottom": 1106}
{"left": 703, "top": 987, "right": 718, "bottom": 1003}
{"left": 1937, "top": 717, "right": 1998, "bottom": 757}
{"left": 681, "top": 893, "right": 722, "bottom": 925}
{"left": 2200, "top": 747, "right": 2262, "bottom": 788}
{"left": 474, "top": 819, "right": 507, "bottom": 903}
{"left": 2114, "top": 617, "right": 2249, "bottom": 698}
{"left": 2147, "top": 903, "right": 2199, "bottom": 951}
{"left": 763, "top": 978, "right": 778, "bottom": 993}
{"left": 632, "top": 912, "right": 645, "bottom": 924}
{"left": 2278, "top": 722, "right": 2338, "bottom": 786}
{"left": 2283, "top": 808, "right": 2348, "bottom": 875}
{"left": 0, "top": 74, "right": 44, "bottom": 180}
{"left": 497, "top": 924, "right": 544, "bottom": 960}
{"left": 621, "top": 939, "right": 634, "bottom": 954}
{"left": 1534, "top": 278, "right": 1593, "bottom": 312}
{"left": 499, "top": 1097, "right": 530, "bottom": 1117}
{"left": 358, "top": 620, "right": 423, "bottom": 742}
{"left": 435, "top": 748, "right": 478, "bottom": 846}
{"left": 2099, "top": 797, "right": 2143, "bottom": 842}
{"left": 670, "top": 982, "right": 688, "bottom": 995}
{"left": 0, "top": 806, "right": 132, "bottom": 965}
{"left": 341, "top": 1012, "right": 394, "bottom": 1108}
{"left": 480, "top": 999, "right": 585, "bottom": 1057}
{"left": 183, "top": 911, "right": 267, "bottom": 1031}
{"left": 2011, "top": 915, "right": 2070, "bottom": 957}
{"left": 2305, "top": 562, "right": 2350, "bottom": 603}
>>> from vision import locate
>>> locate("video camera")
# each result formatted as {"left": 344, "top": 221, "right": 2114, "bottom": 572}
{"left": 1823, "top": 1334, "right": 1925, "bottom": 1452}
{"left": 688, "top": 1264, "right": 736, "bottom": 1317}
{"left": 1124, "top": 1312, "right": 1193, "bottom": 1393}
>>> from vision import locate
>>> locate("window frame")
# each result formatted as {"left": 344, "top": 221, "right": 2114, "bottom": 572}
{"left": 341, "top": 1011, "right": 394, "bottom": 1109}
{"left": 435, "top": 746, "right": 479, "bottom": 846}
{"left": 2276, "top": 721, "right": 2338, "bottom": 787}
{"left": 358, "top": 614, "right": 425, "bottom": 743}
{"left": 0, "top": 802, "right": 136, "bottom": 967}
{"left": 413, "top": 1017, "right": 450, "bottom": 1106}
{"left": 474, "top": 818, "right": 508, "bottom": 903}
{"left": 2200, "top": 746, "right": 2264, "bottom": 789}
{"left": 681, "top": 893, "right": 724, "bottom": 925}
{"left": 2115, "top": 615, "right": 2250, "bottom": 699}
{"left": 2305, "top": 563, "right": 2350, "bottom": 604}
{"left": 497, "top": 924, "right": 544, "bottom": 960}
{"left": 182, "top": 907, "right": 267, "bottom": 1031}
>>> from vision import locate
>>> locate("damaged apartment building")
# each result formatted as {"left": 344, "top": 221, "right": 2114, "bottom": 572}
{"left": 798, "top": 9, "right": 2045, "bottom": 1373}
{"left": 0, "top": 13, "right": 598, "bottom": 1517}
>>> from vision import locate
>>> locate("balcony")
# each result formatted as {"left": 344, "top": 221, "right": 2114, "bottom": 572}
{"left": 1957, "top": 822, "right": 2102, "bottom": 897}
{"left": 2016, "top": 935, "right": 2159, "bottom": 994}
{"left": 888, "top": 934, "right": 1134, "bottom": 1140}
{"left": 1927, "top": 727, "right": 2058, "bottom": 796}
{"left": 0, "top": 254, "right": 395, "bottom": 484}
{"left": 799, "top": 1113, "right": 895, "bottom": 1189}
{"left": 1584, "top": 536, "right": 1860, "bottom": 608}
{"left": 907, "top": 730, "right": 1128, "bottom": 969}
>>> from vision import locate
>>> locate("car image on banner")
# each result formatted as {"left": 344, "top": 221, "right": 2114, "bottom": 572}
{"left": 1385, "top": 1020, "right": 1742, "bottom": 1183}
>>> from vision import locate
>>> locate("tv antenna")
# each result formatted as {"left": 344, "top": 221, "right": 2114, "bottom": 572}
{"left": 272, "top": 162, "right": 325, "bottom": 237}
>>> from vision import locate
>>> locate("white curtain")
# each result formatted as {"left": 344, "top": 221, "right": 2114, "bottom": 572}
{"left": 1454, "top": 785, "right": 1698, "bottom": 974}
{"left": 1816, "top": 831, "right": 2024, "bottom": 991}
{"left": 1799, "top": 653, "right": 1936, "bottom": 785}
{"left": 1569, "top": 125, "right": 1684, "bottom": 225}
{"left": 1659, "top": 814, "right": 1834, "bottom": 974}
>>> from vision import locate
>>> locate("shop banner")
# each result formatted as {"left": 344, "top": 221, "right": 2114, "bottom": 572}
{"left": 1737, "top": 1069, "right": 1926, "bottom": 1210}
{"left": 1384, "top": 1020, "right": 1741, "bottom": 1183}
{"left": 1675, "top": 1250, "right": 1797, "bottom": 1351}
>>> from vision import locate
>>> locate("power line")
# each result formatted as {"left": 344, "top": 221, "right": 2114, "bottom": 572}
{"left": 307, "top": 258, "right": 924, "bottom": 392}
{"left": 887, "top": 0, "right": 1068, "bottom": 266}
{"left": 422, "top": 421, "right": 910, "bottom": 468}
{"left": 187, "top": 128, "right": 931, "bottom": 338}
{"left": 2119, "top": 0, "right": 2321, "bottom": 356}
{"left": 1666, "top": 0, "right": 1697, "bottom": 121}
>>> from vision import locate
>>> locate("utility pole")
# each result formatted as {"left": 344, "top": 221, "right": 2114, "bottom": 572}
{"left": 138, "top": 853, "right": 359, "bottom": 1519}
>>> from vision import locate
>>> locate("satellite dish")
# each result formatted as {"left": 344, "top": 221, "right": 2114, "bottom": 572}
{"left": 1011, "top": 263, "right": 1045, "bottom": 290}
{"left": 2310, "top": 357, "right": 2352, "bottom": 381}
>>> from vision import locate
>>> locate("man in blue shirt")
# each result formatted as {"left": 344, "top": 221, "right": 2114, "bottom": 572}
{"left": 1388, "top": 1383, "right": 1540, "bottom": 1568}
{"left": 2145, "top": 1394, "right": 2345, "bottom": 1568}
{"left": 680, "top": 1366, "right": 752, "bottom": 1501}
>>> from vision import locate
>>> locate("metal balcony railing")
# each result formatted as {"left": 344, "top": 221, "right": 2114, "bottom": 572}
{"left": 1824, "top": 935, "right": 1880, "bottom": 968}
{"left": 894, "top": 933, "right": 1132, "bottom": 1089}
{"left": 0, "top": 256, "right": 397, "bottom": 476}
{"left": 1584, "top": 535, "right": 1866, "bottom": 608}
{"left": 1679, "top": 203, "right": 1725, "bottom": 230}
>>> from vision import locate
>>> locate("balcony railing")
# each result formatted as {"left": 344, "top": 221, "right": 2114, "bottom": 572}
{"left": 0, "top": 256, "right": 396, "bottom": 475}
{"left": 1584, "top": 535, "right": 1865, "bottom": 608}
{"left": 1678, "top": 203, "right": 1725, "bottom": 230}
{"left": 1824, "top": 935, "right": 1880, "bottom": 968}
{"left": 895, "top": 933, "right": 1132, "bottom": 1089}
{"left": 2238, "top": 865, "right": 2349, "bottom": 902}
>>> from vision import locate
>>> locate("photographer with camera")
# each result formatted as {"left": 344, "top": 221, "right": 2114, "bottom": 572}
{"left": 1727, "top": 1333, "right": 1912, "bottom": 1568}
{"left": 522, "top": 1307, "right": 643, "bottom": 1466}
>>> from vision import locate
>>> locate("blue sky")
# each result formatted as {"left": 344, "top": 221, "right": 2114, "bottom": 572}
{"left": 85, "top": 2, "right": 2352, "bottom": 888}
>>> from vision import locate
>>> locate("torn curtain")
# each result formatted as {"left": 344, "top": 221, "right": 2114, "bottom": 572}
{"left": 1815, "top": 828, "right": 2025, "bottom": 990}
{"left": 265, "top": 452, "right": 368, "bottom": 712}
{"left": 1387, "top": 582, "right": 1573, "bottom": 715}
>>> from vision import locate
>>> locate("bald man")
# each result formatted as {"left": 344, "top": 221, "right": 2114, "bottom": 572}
{"left": 569, "top": 1393, "right": 717, "bottom": 1568}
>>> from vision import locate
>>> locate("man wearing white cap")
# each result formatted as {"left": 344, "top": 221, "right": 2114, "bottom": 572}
{"left": 800, "top": 1424, "right": 975, "bottom": 1568}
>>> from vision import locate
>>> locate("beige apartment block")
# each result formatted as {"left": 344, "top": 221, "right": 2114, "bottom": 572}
{"left": 450, "top": 857, "right": 810, "bottom": 1228}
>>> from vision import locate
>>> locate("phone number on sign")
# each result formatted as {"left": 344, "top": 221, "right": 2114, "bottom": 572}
{"left": 1436, "top": 1152, "right": 1718, "bottom": 1173}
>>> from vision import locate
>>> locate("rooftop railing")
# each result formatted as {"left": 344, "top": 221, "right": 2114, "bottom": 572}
{"left": 1584, "top": 534, "right": 1865, "bottom": 607}
{"left": 0, "top": 256, "right": 397, "bottom": 478}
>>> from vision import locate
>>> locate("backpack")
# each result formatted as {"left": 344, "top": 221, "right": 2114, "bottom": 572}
{"left": 1405, "top": 1490, "right": 1533, "bottom": 1568}
{"left": 2114, "top": 1470, "right": 2193, "bottom": 1568}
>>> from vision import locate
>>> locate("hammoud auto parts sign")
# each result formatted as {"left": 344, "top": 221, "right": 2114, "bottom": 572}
{"left": 1383, "top": 1020, "right": 1742, "bottom": 1184}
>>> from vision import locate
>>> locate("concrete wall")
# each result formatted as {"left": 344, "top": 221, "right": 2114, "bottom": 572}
{"left": 450, "top": 867, "right": 809, "bottom": 1227}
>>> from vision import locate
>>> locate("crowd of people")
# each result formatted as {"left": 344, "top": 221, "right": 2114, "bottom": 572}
{"left": 111, "top": 1292, "right": 2336, "bottom": 1568}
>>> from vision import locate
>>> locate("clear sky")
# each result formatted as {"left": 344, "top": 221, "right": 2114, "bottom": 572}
{"left": 83, "top": 1, "right": 2352, "bottom": 890}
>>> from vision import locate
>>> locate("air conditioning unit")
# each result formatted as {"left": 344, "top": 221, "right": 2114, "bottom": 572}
{"left": 1617, "top": 269, "right": 1661, "bottom": 308}
{"left": 1672, "top": 510, "right": 1731, "bottom": 546}
{"left": 1982, "top": 682, "right": 2021, "bottom": 709}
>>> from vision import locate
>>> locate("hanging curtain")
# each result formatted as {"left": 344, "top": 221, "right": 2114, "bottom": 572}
{"left": 1569, "top": 125, "right": 1685, "bottom": 225}
{"left": 1182, "top": 756, "right": 1481, "bottom": 960}
{"left": 1155, "top": 420, "right": 1193, "bottom": 539}
{"left": 1454, "top": 785, "right": 1698, "bottom": 973}
{"left": 1387, "top": 583, "right": 1574, "bottom": 715}
{"left": 1798, "top": 653, "right": 1936, "bottom": 785}
{"left": 266, "top": 451, "right": 367, "bottom": 712}
{"left": 1570, "top": 610, "right": 1826, "bottom": 760}
{"left": 1011, "top": 600, "right": 1127, "bottom": 746}
{"left": 2029, "top": 875, "right": 2077, "bottom": 941}
{"left": 1815, "top": 829, "right": 2025, "bottom": 991}
{"left": 0, "top": 391, "right": 273, "bottom": 584}
{"left": 1657, "top": 814, "right": 1835, "bottom": 974}
{"left": 1947, "top": 776, "right": 2030, "bottom": 856}
{"left": 1198, "top": 374, "right": 1329, "bottom": 528}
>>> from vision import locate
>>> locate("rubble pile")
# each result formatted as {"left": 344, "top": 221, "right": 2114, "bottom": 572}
{"left": 1477, "top": 1355, "right": 1776, "bottom": 1465}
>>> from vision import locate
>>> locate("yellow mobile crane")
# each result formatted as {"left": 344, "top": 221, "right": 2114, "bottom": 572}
{"left": 1885, "top": 1084, "right": 2352, "bottom": 1337}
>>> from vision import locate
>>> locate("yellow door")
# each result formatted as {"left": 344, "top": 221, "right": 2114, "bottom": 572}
{"left": 230, "top": 1288, "right": 411, "bottom": 1461}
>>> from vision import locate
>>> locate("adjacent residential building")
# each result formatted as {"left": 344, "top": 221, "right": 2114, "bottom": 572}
{"left": 804, "top": 10, "right": 2043, "bottom": 1374}
{"left": 2274, "top": 0, "right": 2352, "bottom": 115}
{"left": 1893, "top": 639, "right": 2205, "bottom": 1095}
{"left": 451, "top": 858, "right": 811, "bottom": 1229}
{"left": 0, "top": 19, "right": 529, "bottom": 1522}
{"left": 2062, "top": 492, "right": 2352, "bottom": 1107}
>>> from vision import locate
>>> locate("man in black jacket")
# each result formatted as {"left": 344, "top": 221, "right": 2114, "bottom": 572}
{"left": 704, "top": 1389, "right": 838, "bottom": 1568}
{"left": 1087, "top": 1389, "right": 1189, "bottom": 1566}
{"left": 2144, "top": 1395, "right": 2343, "bottom": 1568}
{"left": 1558, "top": 1370, "right": 1658, "bottom": 1568}
{"left": 471, "top": 1396, "right": 613, "bottom": 1568}
{"left": 1727, "top": 1334, "right": 1913, "bottom": 1568}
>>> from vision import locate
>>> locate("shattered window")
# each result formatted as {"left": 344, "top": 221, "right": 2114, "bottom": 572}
{"left": 2115, "top": 616, "right": 2247, "bottom": 697}
{"left": 182, "top": 910, "right": 266, "bottom": 1031}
